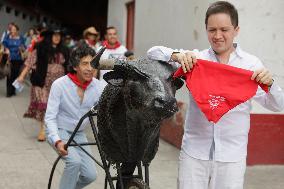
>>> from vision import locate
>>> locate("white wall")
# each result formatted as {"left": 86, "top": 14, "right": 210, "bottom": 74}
{"left": 0, "top": 3, "right": 60, "bottom": 38}
{"left": 107, "top": 0, "right": 134, "bottom": 46}
{"left": 0, "top": 6, "right": 38, "bottom": 36}
{"left": 107, "top": 0, "right": 284, "bottom": 113}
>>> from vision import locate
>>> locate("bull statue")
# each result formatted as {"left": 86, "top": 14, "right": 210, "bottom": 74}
{"left": 96, "top": 58, "right": 183, "bottom": 164}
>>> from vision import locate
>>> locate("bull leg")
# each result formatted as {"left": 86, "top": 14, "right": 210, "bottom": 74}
{"left": 116, "top": 162, "right": 137, "bottom": 189}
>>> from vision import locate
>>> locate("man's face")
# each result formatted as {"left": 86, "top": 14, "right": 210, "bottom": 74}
{"left": 105, "top": 28, "right": 118, "bottom": 45}
{"left": 74, "top": 55, "right": 94, "bottom": 83}
{"left": 206, "top": 13, "right": 239, "bottom": 55}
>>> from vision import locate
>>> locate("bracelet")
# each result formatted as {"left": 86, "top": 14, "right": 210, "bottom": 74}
{"left": 55, "top": 140, "right": 62, "bottom": 148}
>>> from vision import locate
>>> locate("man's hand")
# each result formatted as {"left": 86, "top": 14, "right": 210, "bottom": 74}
{"left": 171, "top": 52, "right": 197, "bottom": 73}
{"left": 56, "top": 141, "right": 68, "bottom": 156}
{"left": 251, "top": 68, "right": 273, "bottom": 86}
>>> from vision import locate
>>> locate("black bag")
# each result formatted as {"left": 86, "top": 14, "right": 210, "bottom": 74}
{"left": 0, "top": 53, "right": 11, "bottom": 80}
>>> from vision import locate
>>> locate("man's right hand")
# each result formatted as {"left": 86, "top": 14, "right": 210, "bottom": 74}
{"left": 171, "top": 52, "right": 197, "bottom": 73}
{"left": 56, "top": 141, "right": 68, "bottom": 156}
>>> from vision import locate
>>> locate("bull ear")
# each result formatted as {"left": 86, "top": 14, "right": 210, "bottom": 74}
{"left": 103, "top": 70, "right": 125, "bottom": 87}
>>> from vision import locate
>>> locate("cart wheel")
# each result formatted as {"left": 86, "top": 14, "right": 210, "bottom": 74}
{"left": 126, "top": 178, "right": 150, "bottom": 189}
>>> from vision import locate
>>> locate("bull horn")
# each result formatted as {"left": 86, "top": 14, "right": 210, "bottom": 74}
{"left": 90, "top": 46, "right": 106, "bottom": 68}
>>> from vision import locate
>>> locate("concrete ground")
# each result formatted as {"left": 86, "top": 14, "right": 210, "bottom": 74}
{"left": 0, "top": 79, "right": 283, "bottom": 189}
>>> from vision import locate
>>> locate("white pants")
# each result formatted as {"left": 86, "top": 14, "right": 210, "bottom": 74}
{"left": 178, "top": 151, "right": 246, "bottom": 189}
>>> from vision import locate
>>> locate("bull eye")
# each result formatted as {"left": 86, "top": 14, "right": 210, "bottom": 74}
{"left": 173, "top": 78, "right": 184, "bottom": 90}
{"left": 168, "top": 76, "right": 184, "bottom": 90}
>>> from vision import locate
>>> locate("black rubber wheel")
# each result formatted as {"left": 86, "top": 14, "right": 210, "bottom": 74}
{"left": 126, "top": 178, "right": 150, "bottom": 189}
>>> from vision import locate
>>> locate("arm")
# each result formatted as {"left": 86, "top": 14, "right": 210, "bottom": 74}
{"left": 253, "top": 81, "right": 284, "bottom": 112}
{"left": 17, "top": 50, "right": 36, "bottom": 83}
{"left": 44, "top": 81, "right": 67, "bottom": 155}
{"left": 147, "top": 46, "right": 197, "bottom": 72}
{"left": 17, "top": 65, "right": 29, "bottom": 83}
{"left": 251, "top": 60, "right": 284, "bottom": 111}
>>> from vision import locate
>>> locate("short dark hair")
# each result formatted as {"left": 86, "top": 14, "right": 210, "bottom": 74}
{"left": 205, "top": 1, "right": 238, "bottom": 28}
{"left": 106, "top": 26, "right": 116, "bottom": 33}
{"left": 68, "top": 43, "right": 96, "bottom": 73}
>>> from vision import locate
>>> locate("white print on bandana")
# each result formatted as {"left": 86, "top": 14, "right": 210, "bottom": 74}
{"left": 208, "top": 95, "right": 226, "bottom": 110}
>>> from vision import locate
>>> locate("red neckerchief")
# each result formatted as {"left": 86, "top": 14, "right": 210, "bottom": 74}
{"left": 174, "top": 59, "right": 269, "bottom": 123}
{"left": 102, "top": 40, "right": 121, "bottom": 49}
{"left": 67, "top": 73, "right": 92, "bottom": 90}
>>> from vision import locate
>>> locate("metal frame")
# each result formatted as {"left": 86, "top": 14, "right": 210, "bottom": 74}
{"left": 47, "top": 105, "right": 150, "bottom": 189}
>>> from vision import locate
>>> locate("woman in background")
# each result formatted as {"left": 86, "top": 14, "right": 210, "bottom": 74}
{"left": 17, "top": 29, "right": 69, "bottom": 141}
{"left": 2, "top": 23, "right": 25, "bottom": 97}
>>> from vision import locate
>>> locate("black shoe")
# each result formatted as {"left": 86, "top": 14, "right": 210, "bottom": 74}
{"left": 6, "top": 92, "right": 15, "bottom": 97}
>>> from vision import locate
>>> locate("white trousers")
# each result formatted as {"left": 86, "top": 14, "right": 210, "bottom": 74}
{"left": 178, "top": 151, "right": 246, "bottom": 189}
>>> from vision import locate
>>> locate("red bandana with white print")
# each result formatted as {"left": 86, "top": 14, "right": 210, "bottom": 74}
{"left": 174, "top": 59, "right": 268, "bottom": 123}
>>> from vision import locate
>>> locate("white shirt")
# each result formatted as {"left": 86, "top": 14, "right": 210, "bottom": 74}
{"left": 99, "top": 45, "right": 127, "bottom": 86}
{"left": 147, "top": 45, "right": 284, "bottom": 162}
{"left": 45, "top": 75, "right": 105, "bottom": 146}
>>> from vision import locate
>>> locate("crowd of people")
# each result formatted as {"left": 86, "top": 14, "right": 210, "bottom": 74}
{"left": 0, "top": 22, "right": 131, "bottom": 141}
{"left": 0, "top": 1, "right": 284, "bottom": 189}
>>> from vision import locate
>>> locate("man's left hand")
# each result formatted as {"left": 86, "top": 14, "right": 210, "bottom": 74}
{"left": 251, "top": 68, "right": 273, "bottom": 86}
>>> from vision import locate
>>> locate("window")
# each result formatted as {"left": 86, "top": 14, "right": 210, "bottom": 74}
{"left": 6, "top": 6, "right": 11, "bottom": 13}
{"left": 22, "top": 13, "right": 27, "bottom": 19}
{"left": 14, "top": 9, "right": 19, "bottom": 17}
{"left": 36, "top": 15, "right": 41, "bottom": 23}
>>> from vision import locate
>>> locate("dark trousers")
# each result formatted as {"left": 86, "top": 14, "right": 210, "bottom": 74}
{"left": 6, "top": 60, "right": 23, "bottom": 96}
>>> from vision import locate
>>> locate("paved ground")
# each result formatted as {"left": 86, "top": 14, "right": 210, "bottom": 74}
{"left": 0, "top": 79, "right": 283, "bottom": 189}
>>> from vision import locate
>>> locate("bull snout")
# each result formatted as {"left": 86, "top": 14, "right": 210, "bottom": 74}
{"left": 154, "top": 97, "right": 178, "bottom": 116}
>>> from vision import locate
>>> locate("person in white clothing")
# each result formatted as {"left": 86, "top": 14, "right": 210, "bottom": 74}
{"left": 147, "top": 1, "right": 284, "bottom": 189}
{"left": 100, "top": 26, "right": 127, "bottom": 86}
{"left": 45, "top": 45, "right": 105, "bottom": 189}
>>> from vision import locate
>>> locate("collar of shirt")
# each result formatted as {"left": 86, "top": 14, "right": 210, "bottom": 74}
{"left": 208, "top": 43, "right": 245, "bottom": 62}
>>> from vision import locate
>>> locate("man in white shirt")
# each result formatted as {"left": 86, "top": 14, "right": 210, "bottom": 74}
{"left": 100, "top": 26, "right": 127, "bottom": 86}
{"left": 147, "top": 1, "right": 284, "bottom": 189}
{"left": 45, "top": 45, "right": 105, "bottom": 189}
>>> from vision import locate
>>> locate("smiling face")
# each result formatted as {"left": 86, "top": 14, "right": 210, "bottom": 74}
{"left": 206, "top": 13, "right": 239, "bottom": 56}
{"left": 74, "top": 55, "right": 94, "bottom": 83}
{"left": 105, "top": 28, "right": 118, "bottom": 45}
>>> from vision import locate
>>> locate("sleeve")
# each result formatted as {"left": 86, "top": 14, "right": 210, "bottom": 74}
{"left": 2, "top": 35, "right": 8, "bottom": 47}
{"left": 21, "top": 36, "right": 26, "bottom": 49}
{"left": 0, "top": 31, "right": 6, "bottom": 43}
{"left": 253, "top": 82, "right": 284, "bottom": 112}
{"left": 98, "top": 80, "right": 106, "bottom": 96}
{"left": 24, "top": 50, "right": 37, "bottom": 69}
{"left": 147, "top": 46, "right": 175, "bottom": 62}
{"left": 249, "top": 57, "right": 284, "bottom": 111}
{"left": 44, "top": 80, "right": 62, "bottom": 146}
{"left": 146, "top": 46, "right": 198, "bottom": 67}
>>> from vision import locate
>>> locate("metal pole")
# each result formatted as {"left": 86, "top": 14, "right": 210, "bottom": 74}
{"left": 89, "top": 114, "right": 116, "bottom": 189}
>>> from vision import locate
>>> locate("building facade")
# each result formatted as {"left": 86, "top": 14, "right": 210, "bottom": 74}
{"left": 108, "top": 0, "right": 284, "bottom": 165}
